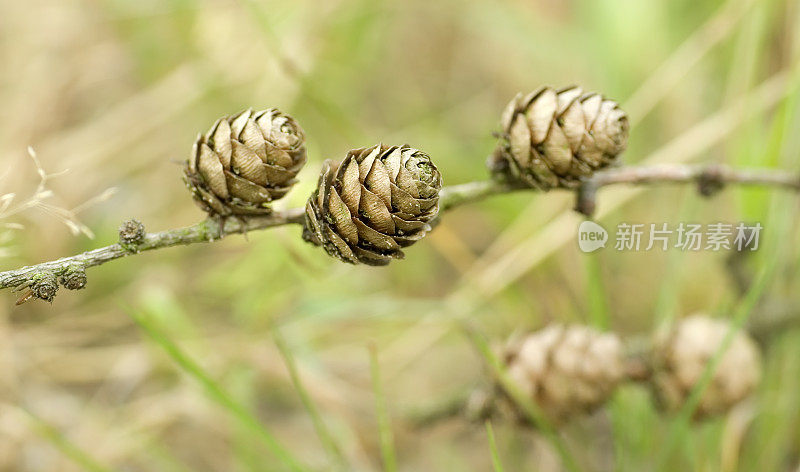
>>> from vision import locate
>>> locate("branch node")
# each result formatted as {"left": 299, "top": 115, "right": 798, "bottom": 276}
{"left": 574, "top": 181, "right": 599, "bottom": 217}
{"left": 696, "top": 165, "right": 726, "bottom": 197}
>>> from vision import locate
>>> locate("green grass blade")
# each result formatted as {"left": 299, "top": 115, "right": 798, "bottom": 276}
{"left": 652, "top": 193, "right": 698, "bottom": 325}
{"left": 142, "top": 436, "right": 195, "bottom": 472}
{"left": 582, "top": 252, "right": 609, "bottom": 330}
{"left": 127, "top": 307, "right": 308, "bottom": 472}
{"left": 369, "top": 343, "right": 398, "bottom": 472}
{"left": 485, "top": 421, "right": 506, "bottom": 472}
{"left": 656, "top": 206, "right": 787, "bottom": 471}
{"left": 462, "top": 323, "right": 581, "bottom": 472}
{"left": 273, "top": 327, "right": 349, "bottom": 471}
{"left": 227, "top": 366, "right": 268, "bottom": 472}
{"left": 21, "top": 407, "right": 113, "bottom": 472}
{"left": 656, "top": 263, "right": 772, "bottom": 470}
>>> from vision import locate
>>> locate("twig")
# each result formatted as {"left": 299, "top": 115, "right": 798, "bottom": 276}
{"left": 1, "top": 163, "right": 798, "bottom": 302}
{"left": 575, "top": 163, "right": 800, "bottom": 217}
{"left": 0, "top": 209, "right": 304, "bottom": 293}
{"left": 438, "top": 180, "right": 524, "bottom": 212}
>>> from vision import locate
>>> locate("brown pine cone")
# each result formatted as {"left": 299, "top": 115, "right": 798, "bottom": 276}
{"left": 651, "top": 315, "right": 761, "bottom": 419}
{"left": 302, "top": 144, "right": 441, "bottom": 266}
{"left": 488, "top": 86, "right": 628, "bottom": 189}
{"left": 184, "top": 108, "right": 306, "bottom": 216}
{"left": 502, "top": 324, "right": 625, "bottom": 423}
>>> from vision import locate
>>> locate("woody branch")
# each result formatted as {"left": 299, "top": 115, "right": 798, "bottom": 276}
{"left": 0, "top": 163, "right": 798, "bottom": 302}
{"left": 575, "top": 163, "right": 800, "bottom": 216}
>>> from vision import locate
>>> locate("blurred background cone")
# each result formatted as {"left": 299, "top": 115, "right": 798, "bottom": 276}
{"left": 501, "top": 324, "right": 626, "bottom": 423}
{"left": 651, "top": 315, "right": 762, "bottom": 419}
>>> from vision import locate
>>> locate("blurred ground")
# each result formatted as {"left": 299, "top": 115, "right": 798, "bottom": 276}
{"left": 1, "top": 0, "right": 799, "bottom": 470}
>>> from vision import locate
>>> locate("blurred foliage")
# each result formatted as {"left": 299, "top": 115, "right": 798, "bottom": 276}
{"left": 1, "top": 0, "right": 799, "bottom": 470}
